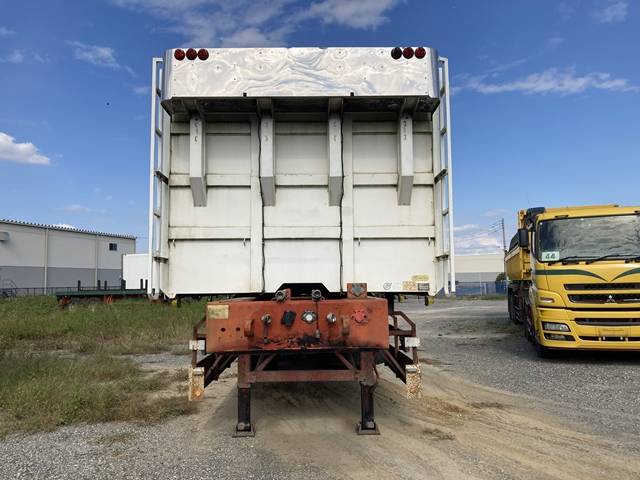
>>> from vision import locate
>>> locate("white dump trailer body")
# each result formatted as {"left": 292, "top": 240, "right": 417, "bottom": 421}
{"left": 148, "top": 47, "right": 454, "bottom": 298}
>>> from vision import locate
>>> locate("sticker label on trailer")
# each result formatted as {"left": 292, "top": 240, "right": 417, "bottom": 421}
{"left": 541, "top": 251, "right": 560, "bottom": 261}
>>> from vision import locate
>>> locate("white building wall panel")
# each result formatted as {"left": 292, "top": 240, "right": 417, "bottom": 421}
{"left": 0, "top": 224, "right": 45, "bottom": 267}
{"left": 48, "top": 231, "right": 95, "bottom": 269}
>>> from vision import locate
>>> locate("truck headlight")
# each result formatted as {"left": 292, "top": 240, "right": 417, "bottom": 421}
{"left": 542, "top": 322, "right": 570, "bottom": 332}
{"left": 539, "top": 297, "right": 555, "bottom": 304}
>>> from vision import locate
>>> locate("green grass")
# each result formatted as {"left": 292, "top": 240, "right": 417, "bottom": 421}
{"left": 0, "top": 351, "right": 197, "bottom": 438}
{"left": 0, "top": 296, "right": 205, "bottom": 354}
{"left": 0, "top": 297, "right": 204, "bottom": 437}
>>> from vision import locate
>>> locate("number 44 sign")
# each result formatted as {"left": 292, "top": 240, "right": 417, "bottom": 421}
{"left": 541, "top": 251, "right": 560, "bottom": 261}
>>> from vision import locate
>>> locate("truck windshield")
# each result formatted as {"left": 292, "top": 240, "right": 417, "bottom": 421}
{"left": 538, "top": 214, "right": 640, "bottom": 262}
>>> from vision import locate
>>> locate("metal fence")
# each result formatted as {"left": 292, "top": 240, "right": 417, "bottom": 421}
{"left": 453, "top": 281, "right": 507, "bottom": 297}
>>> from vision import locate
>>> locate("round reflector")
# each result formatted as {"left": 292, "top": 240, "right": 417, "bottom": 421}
{"left": 174, "top": 49, "right": 185, "bottom": 61}
{"left": 186, "top": 48, "right": 197, "bottom": 60}
{"left": 197, "top": 48, "right": 209, "bottom": 60}
{"left": 414, "top": 47, "right": 426, "bottom": 59}
{"left": 390, "top": 47, "right": 402, "bottom": 59}
{"left": 402, "top": 47, "right": 414, "bottom": 59}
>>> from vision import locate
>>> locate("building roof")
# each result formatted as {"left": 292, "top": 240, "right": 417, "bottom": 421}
{"left": 0, "top": 219, "right": 136, "bottom": 240}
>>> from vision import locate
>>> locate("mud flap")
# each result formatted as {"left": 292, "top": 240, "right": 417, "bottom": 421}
{"left": 406, "top": 364, "right": 422, "bottom": 399}
{"left": 188, "top": 366, "right": 205, "bottom": 401}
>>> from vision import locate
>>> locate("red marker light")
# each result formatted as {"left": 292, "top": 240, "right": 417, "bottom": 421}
{"left": 197, "top": 48, "right": 209, "bottom": 60}
{"left": 414, "top": 47, "right": 426, "bottom": 59}
{"left": 391, "top": 47, "right": 402, "bottom": 59}
{"left": 402, "top": 47, "right": 414, "bottom": 59}
{"left": 186, "top": 48, "right": 197, "bottom": 60}
{"left": 174, "top": 49, "right": 185, "bottom": 61}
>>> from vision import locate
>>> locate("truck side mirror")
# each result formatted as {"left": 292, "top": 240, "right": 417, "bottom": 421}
{"left": 517, "top": 228, "right": 529, "bottom": 248}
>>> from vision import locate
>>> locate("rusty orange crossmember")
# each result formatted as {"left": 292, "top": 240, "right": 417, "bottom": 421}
{"left": 205, "top": 288, "right": 389, "bottom": 352}
{"left": 189, "top": 283, "right": 422, "bottom": 437}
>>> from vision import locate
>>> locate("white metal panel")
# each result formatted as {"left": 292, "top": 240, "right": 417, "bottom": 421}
{"left": 354, "top": 239, "right": 436, "bottom": 294}
{"left": 170, "top": 135, "right": 189, "bottom": 174}
{"left": 168, "top": 240, "right": 251, "bottom": 295}
{"left": 165, "top": 47, "right": 437, "bottom": 99}
{"left": 169, "top": 188, "right": 250, "bottom": 229}
{"left": 123, "top": 253, "right": 149, "bottom": 287}
{"left": 352, "top": 132, "right": 397, "bottom": 173}
{"left": 275, "top": 123, "right": 328, "bottom": 175}
{"left": 264, "top": 188, "right": 339, "bottom": 228}
{"left": 264, "top": 240, "right": 340, "bottom": 291}
{"left": 353, "top": 187, "right": 434, "bottom": 228}
{"left": 413, "top": 132, "right": 433, "bottom": 173}
{"left": 205, "top": 133, "right": 251, "bottom": 175}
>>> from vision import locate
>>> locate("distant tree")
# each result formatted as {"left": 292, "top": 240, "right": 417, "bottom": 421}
{"left": 495, "top": 272, "right": 506, "bottom": 282}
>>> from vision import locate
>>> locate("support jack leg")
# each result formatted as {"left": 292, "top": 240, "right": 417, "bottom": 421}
{"left": 234, "top": 386, "right": 255, "bottom": 437}
{"left": 357, "top": 383, "right": 380, "bottom": 435}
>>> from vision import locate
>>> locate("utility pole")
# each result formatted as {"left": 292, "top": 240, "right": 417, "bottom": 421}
{"left": 500, "top": 218, "right": 507, "bottom": 252}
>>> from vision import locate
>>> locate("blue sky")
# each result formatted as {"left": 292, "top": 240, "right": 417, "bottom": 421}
{"left": 0, "top": 0, "right": 638, "bottom": 254}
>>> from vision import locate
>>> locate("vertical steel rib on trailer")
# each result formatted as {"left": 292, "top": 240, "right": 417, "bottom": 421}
{"left": 148, "top": 47, "right": 455, "bottom": 435}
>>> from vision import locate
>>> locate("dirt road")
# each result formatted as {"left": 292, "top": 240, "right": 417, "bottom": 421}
{"left": 1, "top": 298, "right": 638, "bottom": 480}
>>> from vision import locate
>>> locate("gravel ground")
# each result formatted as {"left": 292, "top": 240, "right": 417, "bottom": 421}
{"left": 1, "top": 297, "right": 639, "bottom": 479}
{"left": 411, "top": 297, "right": 640, "bottom": 449}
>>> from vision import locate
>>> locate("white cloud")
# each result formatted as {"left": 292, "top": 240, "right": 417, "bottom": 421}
{"left": 132, "top": 85, "right": 150, "bottom": 95}
{"left": 483, "top": 209, "right": 507, "bottom": 218}
{"left": 592, "top": 0, "right": 628, "bottom": 23}
{"left": 453, "top": 224, "right": 480, "bottom": 232}
{"left": 300, "top": 0, "right": 399, "bottom": 29}
{"left": 60, "top": 204, "right": 93, "bottom": 213}
{"left": 547, "top": 36, "right": 565, "bottom": 49}
{"left": 0, "top": 50, "right": 24, "bottom": 63}
{"left": 454, "top": 224, "right": 504, "bottom": 255}
{"left": 455, "top": 68, "right": 639, "bottom": 96}
{"left": 66, "top": 41, "right": 136, "bottom": 77}
{"left": 111, "top": 0, "right": 399, "bottom": 46}
{"left": 0, "top": 132, "right": 51, "bottom": 165}
{"left": 0, "top": 27, "right": 15, "bottom": 36}
{"left": 52, "top": 223, "right": 77, "bottom": 229}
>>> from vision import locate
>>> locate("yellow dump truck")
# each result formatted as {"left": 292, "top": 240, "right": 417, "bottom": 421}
{"left": 505, "top": 205, "right": 640, "bottom": 356}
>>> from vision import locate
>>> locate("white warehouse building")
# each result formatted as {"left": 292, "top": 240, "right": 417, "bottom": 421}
{"left": 0, "top": 219, "right": 136, "bottom": 293}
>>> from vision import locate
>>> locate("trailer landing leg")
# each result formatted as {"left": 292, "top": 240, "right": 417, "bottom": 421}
{"left": 357, "top": 383, "right": 380, "bottom": 435}
{"left": 234, "top": 386, "right": 255, "bottom": 437}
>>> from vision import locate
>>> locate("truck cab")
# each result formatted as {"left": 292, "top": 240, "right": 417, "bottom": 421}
{"left": 506, "top": 205, "right": 640, "bottom": 356}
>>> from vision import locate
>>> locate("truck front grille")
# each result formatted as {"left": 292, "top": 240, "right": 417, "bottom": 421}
{"left": 575, "top": 318, "right": 640, "bottom": 326}
{"left": 568, "top": 293, "right": 640, "bottom": 304}
{"left": 565, "top": 283, "right": 640, "bottom": 291}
